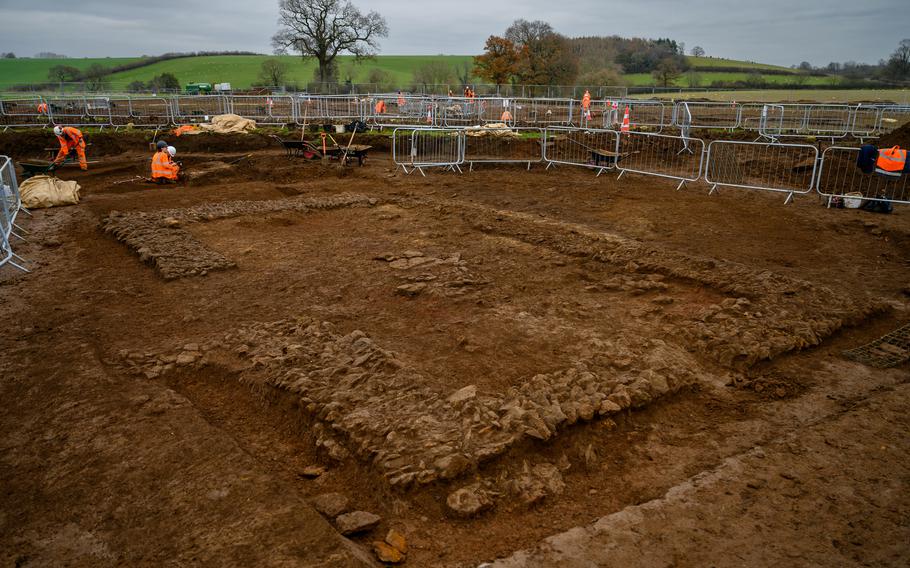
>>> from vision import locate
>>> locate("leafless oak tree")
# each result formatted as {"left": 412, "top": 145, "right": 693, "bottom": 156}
{"left": 271, "top": 0, "right": 388, "bottom": 84}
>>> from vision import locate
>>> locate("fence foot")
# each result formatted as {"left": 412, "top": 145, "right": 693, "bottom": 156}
{"left": 545, "top": 162, "right": 554, "bottom": 171}
{"left": 454, "top": 164, "right": 463, "bottom": 174}
{"left": 13, "top": 222, "right": 30, "bottom": 234}
{"left": 596, "top": 167, "right": 607, "bottom": 178}
{"left": 6, "top": 259, "right": 30, "bottom": 273}
{"left": 784, "top": 192, "right": 794, "bottom": 205}
{"left": 676, "top": 179, "right": 686, "bottom": 191}
{"left": 417, "top": 167, "right": 426, "bottom": 177}
{"left": 708, "top": 184, "right": 718, "bottom": 196}
{"left": 526, "top": 161, "right": 531, "bottom": 171}
{"left": 616, "top": 169, "right": 625, "bottom": 180}
{"left": 19, "top": 206, "right": 32, "bottom": 217}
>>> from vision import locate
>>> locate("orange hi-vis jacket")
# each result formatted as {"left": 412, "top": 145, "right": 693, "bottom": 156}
{"left": 582, "top": 91, "right": 591, "bottom": 109}
{"left": 151, "top": 149, "right": 180, "bottom": 180}
{"left": 875, "top": 146, "right": 906, "bottom": 178}
{"left": 37, "top": 103, "right": 48, "bottom": 114}
{"left": 375, "top": 99, "right": 387, "bottom": 114}
{"left": 500, "top": 110, "right": 513, "bottom": 122}
{"left": 56, "top": 126, "right": 84, "bottom": 149}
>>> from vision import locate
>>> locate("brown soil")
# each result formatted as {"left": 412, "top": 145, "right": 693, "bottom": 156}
{"left": 1, "top": 132, "right": 908, "bottom": 567}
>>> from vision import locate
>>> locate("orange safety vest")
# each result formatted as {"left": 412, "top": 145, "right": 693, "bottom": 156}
{"left": 582, "top": 91, "right": 591, "bottom": 109}
{"left": 500, "top": 110, "right": 513, "bottom": 122}
{"left": 37, "top": 103, "right": 48, "bottom": 114}
{"left": 397, "top": 95, "right": 406, "bottom": 106}
{"left": 151, "top": 150, "right": 179, "bottom": 180}
{"left": 375, "top": 100, "right": 386, "bottom": 114}
{"left": 875, "top": 146, "right": 906, "bottom": 178}
{"left": 57, "top": 126, "right": 84, "bottom": 147}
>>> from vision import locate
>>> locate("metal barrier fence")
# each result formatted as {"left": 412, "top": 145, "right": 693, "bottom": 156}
{"left": 816, "top": 146, "right": 910, "bottom": 206}
{"left": 0, "top": 155, "right": 28, "bottom": 272}
{"left": 462, "top": 127, "right": 544, "bottom": 170}
{"left": 676, "top": 101, "right": 741, "bottom": 130}
{"left": 543, "top": 126, "right": 619, "bottom": 175}
{"left": 392, "top": 128, "right": 464, "bottom": 175}
{"left": 615, "top": 131, "right": 705, "bottom": 190}
{"left": 704, "top": 140, "right": 818, "bottom": 203}
{"left": 3, "top": 95, "right": 910, "bottom": 140}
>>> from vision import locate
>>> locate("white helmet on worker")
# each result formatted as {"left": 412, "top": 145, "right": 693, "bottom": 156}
{"left": 167, "top": 146, "right": 176, "bottom": 157}
{"left": 53, "top": 126, "right": 63, "bottom": 136}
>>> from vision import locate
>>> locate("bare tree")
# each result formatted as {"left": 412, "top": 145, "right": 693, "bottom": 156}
{"left": 271, "top": 0, "right": 388, "bottom": 84}
{"left": 259, "top": 58, "right": 290, "bottom": 86}
{"left": 504, "top": 19, "right": 578, "bottom": 85}
{"left": 48, "top": 64, "right": 81, "bottom": 83}
{"left": 651, "top": 58, "right": 681, "bottom": 87}
{"left": 690, "top": 46, "right": 705, "bottom": 57}
{"left": 886, "top": 38, "right": 910, "bottom": 80}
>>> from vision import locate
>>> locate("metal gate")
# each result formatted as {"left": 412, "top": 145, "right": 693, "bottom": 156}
{"left": 815, "top": 146, "right": 910, "bottom": 206}
{"left": 392, "top": 128, "right": 464, "bottom": 175}
{"left": 543, "top": 126, "right": 619, "bottom": 175}
{"left": 616, "top": 131, "right": 705, "bottom": 189}
{"left": 704, "top": 140, "right": 818, "bottom": 203}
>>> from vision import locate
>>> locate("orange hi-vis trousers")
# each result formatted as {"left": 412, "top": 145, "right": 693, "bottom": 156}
{"left": 55, "top": 139, "right": 87, "bottom": 170}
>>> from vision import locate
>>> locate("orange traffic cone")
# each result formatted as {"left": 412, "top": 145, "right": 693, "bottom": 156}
{"left": 426, "top": 106, "right": 433, "bottom": 124}
{"left": 621, "top": 106, "right": 631, "bottom": 133}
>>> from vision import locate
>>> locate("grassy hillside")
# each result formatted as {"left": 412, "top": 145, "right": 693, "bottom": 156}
{"left": 101, "top": 55, "right": 474, "bottom": 89}
{"left": 686, "top": 56, "right": 794, "bottom": 72}
{"left": 0, "top": 54, "right": 830, "bottom": 91}
{"left": 0, "top": 57, "right": 140, "bottom": 85}
{"left": 625, "top": 72, "right": 838, "bottom": 88}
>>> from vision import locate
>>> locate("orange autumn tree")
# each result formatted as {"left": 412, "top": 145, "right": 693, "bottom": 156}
{"left": 473, "top": 36, "right": 519, "bottom": 87}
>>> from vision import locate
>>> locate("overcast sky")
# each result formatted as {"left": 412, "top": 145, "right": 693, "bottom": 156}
{"left": 1, "top": 0, "right": 908, "bottom": 66}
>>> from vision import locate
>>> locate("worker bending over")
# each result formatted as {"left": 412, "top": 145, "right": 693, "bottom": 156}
{"left": 151, "top": 145, "right": 182, "bottom": 183}
{"left": 53, "top": 125, "right": 87, "bottom": 170}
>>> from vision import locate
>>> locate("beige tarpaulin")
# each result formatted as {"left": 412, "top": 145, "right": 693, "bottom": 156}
{"left": 184, "top": 114, "right": 258, "bottom": 135}
{"left": 19, "top": 175, "right": 81, "bottom": 209}
{"left": 464, "top": 123, "right": 520, "bottom": 138}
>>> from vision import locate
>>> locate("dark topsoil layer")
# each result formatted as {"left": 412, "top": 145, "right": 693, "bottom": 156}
{"left": 878, "top": 122, "right": 910, "bottom": 149}
{"left": 0, "top": 129, "right": 393, "bottom": 162}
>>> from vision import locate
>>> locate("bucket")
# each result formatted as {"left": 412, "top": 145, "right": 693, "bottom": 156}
{"left": 334, "top": 124, "right": 346, "bottom": 134}
{"left": 844, "top": 192, "right": 864, "bottom": 209}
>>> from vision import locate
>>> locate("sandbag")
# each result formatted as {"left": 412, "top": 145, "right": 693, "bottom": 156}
{"left": 19, "top": 175, "right": 81, "bottom": 209}
{"left": 464, "top": 123, "right": 519, "bottom": 138}
{"left": 174, "top": 114, "right": 258, "bottom": 135}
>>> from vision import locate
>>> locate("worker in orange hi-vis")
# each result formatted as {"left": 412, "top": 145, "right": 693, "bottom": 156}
{"left": 581, "top": 90, "right": 592, "bottom": 110}
{"left": 397, "top": 91, "right": 406, "bottom": 107}
{"left": 151, "top": 145, "right": 181, "bottom": 184}
{"left": 37, "top": 102, "right": 48, "bottom": 114}
{"left": 374, "top": 99, "right": 387, "bottom": 114}
{"left": 500, "top": 109, "right": 513, "bottom": 122}
{"left": 52, "top": 125, "right": 87, "bottom": 170}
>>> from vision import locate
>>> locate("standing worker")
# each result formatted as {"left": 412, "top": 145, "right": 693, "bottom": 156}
{"left": 582, "top": 90, "right": 591, "bottom": 110}
{"left": 53, "top": 125, "right": 87, "bottom": 171}
{"left": 151, "top": 145, "right": 181, "bottom": 183}
{"left": 374, "top": 98, "right": 387, "bottom": 114}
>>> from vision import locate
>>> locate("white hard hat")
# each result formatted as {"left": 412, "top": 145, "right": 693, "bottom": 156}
{"left": 53, "top": 126, "right": 63, "bottom": 136}
{"left": 167, "top": 146, "right": 176, "bottom": 157}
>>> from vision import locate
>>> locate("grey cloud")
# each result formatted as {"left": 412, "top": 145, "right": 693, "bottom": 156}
{"left": 0, "top": 0, "right": 907, "bottom": 66}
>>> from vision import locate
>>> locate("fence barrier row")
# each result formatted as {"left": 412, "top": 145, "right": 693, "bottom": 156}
{"left": 0, "top": 155, "right": 29, "bottom": 272}
{"left": 388, "top": 127, "right": 908, "bottom": 207}
{"left": 3, "top": 95, "right": 909, "bottom": 139}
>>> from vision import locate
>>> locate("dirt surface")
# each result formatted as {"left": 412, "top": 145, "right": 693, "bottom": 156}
{"left": 1, "top": 132, "right": 908, "bottom": 567}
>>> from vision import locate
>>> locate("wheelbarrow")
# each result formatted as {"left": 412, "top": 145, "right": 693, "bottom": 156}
{"left": 19, "top": 160, "right": 59, "bottom": 180}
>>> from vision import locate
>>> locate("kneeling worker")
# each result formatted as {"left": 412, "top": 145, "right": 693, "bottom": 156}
{"left": 53, "top": 125, "right": 88, "bottom": 170}
{"left": 151, "top": 145, "right": 182, "bottom": 183}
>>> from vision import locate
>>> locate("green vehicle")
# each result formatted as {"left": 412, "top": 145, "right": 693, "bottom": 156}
{"left": 185, "top": 83, "right": 213, "bottom": 95}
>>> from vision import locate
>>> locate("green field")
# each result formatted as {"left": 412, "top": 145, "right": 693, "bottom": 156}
{"left": 634, "top": 89, "right": 910, "bottom": 104}
{"left": 0, "top": 54, "right": 837, "bottom": 91}
{"left": 686, "top": 56, "right": 794, "bottom": 72}
{"left": 0, "top": 57, "right": 140, "bottom": 86}
{"left": 625, "top": 72, "right": 839, "bottom": 88}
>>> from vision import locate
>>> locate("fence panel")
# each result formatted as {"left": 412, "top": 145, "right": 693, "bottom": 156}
{"left": 463, "top": 127, "right": 544, "bottom": 169}
{"left": 850, "top": 104, "right": 882, "bottom": 138}
{"left": 543, "top": 126, "right": 619, "bottom": 174}
{"left": 171, "top": 95, "right": 231, "bottom": 124}
{"left": 127, "top": 97, "right": 172, "bottom": 127}
{"left": 616, "top": 132, "right": 705, "bottom": 189}
{"left": 704, "top": 140, "right": 818, "bottom": 203}
{"left": 804, "top": 104, "right": 851, "bottom": 137}
{"left": 878, "top": 105, "right": 910, "bottom": 135}
{"left": 231, "top": 95, "right": 294, "bottom": 124}
{"left": 0, "top": 155, "right": 27, "bottom": 272}
{"left": 816, "top": 146, "right": 909, "bottom": 206}
{"left": 0, "top": 97, "right": 48, "bottom": 128}
{"left": 440, "top": 98, "right": 482, "bottom": 127}
{"left": 366, "top": 94, "right": 435, "bottom": 126}
{"left": 392, "top": 128, "right": 463, "bottom": 175}
{"left": 512, "top": 98, "right": 574, "bottom": 127}
{"left": 676, "top": 101, "right": 741, "bottom": 129}
{"left": 603, "top": 100, "right": 668, "bottom": 131}
{"left": 46, "top": 97, "right": 94, "bottom": 126}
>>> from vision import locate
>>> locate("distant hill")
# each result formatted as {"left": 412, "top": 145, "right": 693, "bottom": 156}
{"left": 0, "top": 53, "right": 838, "bottom": 91}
